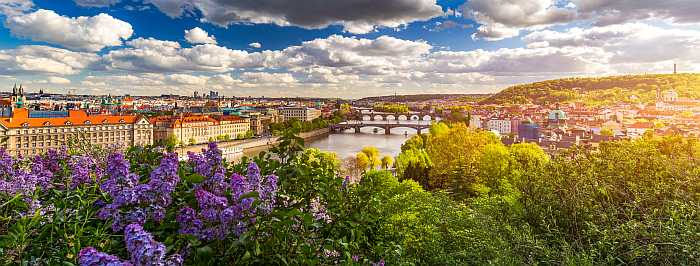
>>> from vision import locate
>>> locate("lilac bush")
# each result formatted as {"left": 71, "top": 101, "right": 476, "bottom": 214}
{"left": 78, "top": 223, "right": 182, "bottom": 266}
{"left": 98, "top": 152, "right": 180, "bottom": 231}
{"left": 177, "top": 147, "right": 279, "bottom": 241}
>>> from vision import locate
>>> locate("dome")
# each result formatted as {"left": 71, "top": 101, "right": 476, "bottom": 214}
{"left": 548, "top": 109, "right": 567, "bottom": 120}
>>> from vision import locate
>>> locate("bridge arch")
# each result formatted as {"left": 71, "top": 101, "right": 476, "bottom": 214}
{"left": 389, "top": 127, "right": 419, "bottom": 135}
{"left": 362, "top": 115, "right": 371, "bottom": 121}
{"left": 422, "top": 115, "right": 432, "bottom": 121}
{"left": 373, "top": 115, "right": 384, "bottom": 121}
{"left": 357, "top": 125, "right": 387, "bottom": 134}
{"left": 386, "top": 115, "right": 396, "bottom": 121}
{"left": 398, "top": 115, "right": 408, "bottom": 121}
{"left": 410, "top": 115, "right": 420, "bottom": 121}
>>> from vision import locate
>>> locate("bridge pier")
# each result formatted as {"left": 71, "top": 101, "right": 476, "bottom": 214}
{"left": 385, "top": 125, "right": 391, "bottom": 135}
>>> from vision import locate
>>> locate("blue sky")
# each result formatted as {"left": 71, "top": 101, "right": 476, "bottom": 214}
{"left": 0, "top": 0, "right": 697, "bottom": 98}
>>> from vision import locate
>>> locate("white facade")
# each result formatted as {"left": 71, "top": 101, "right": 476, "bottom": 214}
{"left": 278, "top": 107, "right": 321, "bottom": 122}
{"left": 487, "top": 119, "right": 512, "bottom": 135}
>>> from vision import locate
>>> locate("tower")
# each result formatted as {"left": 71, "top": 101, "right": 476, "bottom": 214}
{"left": 674, "top": 63, "right": 677, "bottom": 74}
{"left": 10, "top": 83, "right": 26, "bottom": 109}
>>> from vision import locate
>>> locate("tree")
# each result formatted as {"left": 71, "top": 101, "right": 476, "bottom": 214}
{"left": 600, "top": 127, "right": 614, "bottom": 137}
{"left": 381, "top": 155, "right": 394, "bottom": 170}
{"left": 189, "top": 137, "right": 197, "bottom": 145}
{"left": 360, "top": 146, "right": 382, "bottom": 169}
{"left": 426, "top": 123, "right": 500, "bottom": 190}
{"left": 395, "top": 148, "right": 432, "bottom": 189}
{"left": 355, "top": 152, "right": 370, "bottom": 171}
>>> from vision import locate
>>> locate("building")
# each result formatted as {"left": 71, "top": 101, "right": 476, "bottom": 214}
{"left": 151, "top": 114, "right": 251, "bottom": 145}
{"left": 626, "top": 121, "right": 654, "bottom": 137}
{"left": 278, "top": 107, "right": 321, "bottom": 122}
{"left": 546, "top": 108, "right": 568, "bottom": 128}
{"left": 518, "top": 120, "right": 540, "bottom": 140}
{"left": 10, "top": 84, "right": 26, "bottom": 109}
{"left": 0, "top": 108, "right": 153, "bottom": 156}
{"left": 487, "top": 117, "right": 512, "bottom": 135}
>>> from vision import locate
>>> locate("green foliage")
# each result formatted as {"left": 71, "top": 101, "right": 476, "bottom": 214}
{"left": 482, "top": 73, "right": 700, "bottom": 106}
{"left": 2, "top": 120, "right": 698, "bottom": 265}
{"left": 393, "top": 123, "right": 700, "bottom": 264}
{"left": 270, "top": 115, "right": 342, "bottom": 136}
{"left": 372, "top": 103, "right": 409, "bottom": 113}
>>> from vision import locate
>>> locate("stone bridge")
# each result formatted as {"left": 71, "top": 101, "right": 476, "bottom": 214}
{"left": 351, "top": 111, "right": 441, "bottom": 122}
{"left": 330, "top": 122, "right": 431, "bottom": 135}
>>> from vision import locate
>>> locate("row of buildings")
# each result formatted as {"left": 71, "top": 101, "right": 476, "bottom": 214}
{"left": 458, "top": 89, "right": 700, "bottom": 152}
{"left": 0, "top": 85, "right": 324, "bottom": 156}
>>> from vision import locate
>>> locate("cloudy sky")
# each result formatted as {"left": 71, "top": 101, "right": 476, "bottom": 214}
{"left": 0, "top": 0, "right": 698, "bottom": 98}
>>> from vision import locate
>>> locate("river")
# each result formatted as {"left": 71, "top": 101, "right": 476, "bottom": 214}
{"left": 235, "top": 120, "right": 430, "bottom": 161}
{"left": 306, "top": 127, "right": 419, "bottom": 159}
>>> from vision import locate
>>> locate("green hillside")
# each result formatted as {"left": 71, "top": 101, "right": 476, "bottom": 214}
{"left": 481, "top": 73, "right": 700, "bottom": 106}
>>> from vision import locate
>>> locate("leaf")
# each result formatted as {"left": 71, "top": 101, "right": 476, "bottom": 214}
{"left": 186, "top": 173, "right": 206, "bottom": 184}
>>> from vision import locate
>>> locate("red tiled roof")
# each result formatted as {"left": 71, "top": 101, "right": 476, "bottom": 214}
{"left": 0, "top": 108, "right": 141, "bottom": 129}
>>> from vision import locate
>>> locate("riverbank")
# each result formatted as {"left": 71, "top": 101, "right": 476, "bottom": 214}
{"left": 179, "top": 128, "right": 330, "bottom": 155}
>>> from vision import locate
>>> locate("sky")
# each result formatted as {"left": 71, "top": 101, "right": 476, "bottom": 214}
{"left": 0, "top": 0, "right": 698, "bottom": 98}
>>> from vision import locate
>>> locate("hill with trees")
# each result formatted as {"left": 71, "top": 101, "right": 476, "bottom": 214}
{"left": 481, "top": 73, "right": 700, "bottom": 106}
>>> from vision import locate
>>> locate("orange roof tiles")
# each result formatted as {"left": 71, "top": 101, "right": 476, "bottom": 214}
{"left": 0, "top": 108, "right": 141, "bottom": 129}
{"left": 150, "top": 114, "right": 246, "bottom": 128}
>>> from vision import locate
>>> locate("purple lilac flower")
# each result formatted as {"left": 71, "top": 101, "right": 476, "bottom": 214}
{"left": 177, "top": 207, "right": 203, "bottom": 236}
{"left": 79, "top": 224, "right": 181, "bottom": 266}
{"left": 30, "top": 156, "right": 54, "bottom": 189}
{"left": 310, "top": 197, "right": 331, "bottom": 223}
{"left": 259, "top": 175, "right": 278, "bottom": 214}
{"left": 43, "top": 148, "right": 68, "bottom": 172}
{"left": 100, "top": 153, "right": 139, "bottom": 198}
{"left": 0, "top": 150, "right": 56, "bottom": 196}
{"left": 78, "top": 247, "right": 132, "bottom": 266}
{"left": 69, "top": 155, "right": 97, "bottom": 188}
{"left": 230, "top": 173, "right": 246, "bottom": 200}
{"left": 124, "top": 223, "right": 166, "bottom": 265}
{"left": 342, "top": 176, "right": 350, "bottom": 189}
{"left": 98, "top": 153, "right": 181, "bottom": 231}
{"left": 246, "top": 162, "right": 261, "bottom": 192}
{"left": 177, "top": 158, "right": 279, "bottom": 241}
{"left": 352, "top": 255, "right": 360, "bottom": 262}
{"left": 372, "top": 259, "right": 386, "bottom": 266}
{"left": 0, "top": 149, "right": 14, "bottom": 177}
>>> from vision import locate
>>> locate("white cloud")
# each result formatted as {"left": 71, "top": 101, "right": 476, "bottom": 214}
{"left": 184, "top": 27, "right": 216, "bottom": 44}
{"left": 73, "top": 0, "right": 121, "bottom": 7}
{"left": 241, "top": 72, "right": 297, "bottom": 84}
{"left": 248, "top": 42, "right": 261, "bottom": 49}
{"left": 4, "top": 9, "right": 133, "bottom": 52}
{"left": 102, "top": 37, "right": 262, "bottom": 72}
{"left": 523, "top": 23, "right": 700, "bottom": 65}
{"left": 463, "top": 0, "right": 700, "bottom": 41}
{"left": 46, "top": 76, "right": 71, "bottom": 84}
{"left": 0, "top": 45, "right": 99, "bottom": 75}
{"left": 572, "top": 0, "right": 700, "bottom": 26}
{"left": 0, "top": 0, "right": 32, "bottom": 16}
{"left": 146, "top": 0, "right": 444, "bottom": 34}
{"left": 166, "top": 73, "right": 208, "bottom": 85}
{"left": 464, "top": 0, "right": 576, "bottom": 40}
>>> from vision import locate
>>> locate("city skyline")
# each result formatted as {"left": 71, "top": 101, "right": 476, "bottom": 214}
{"left": 0, "top": 0, "right": 699, "bottom": 98}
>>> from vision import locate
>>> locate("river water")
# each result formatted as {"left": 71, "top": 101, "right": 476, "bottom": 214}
{"left": 306, "top": 127, "right": 419, "bottom": 159}
{"left": 236, "top": 120, "right": 431, "bottom": 161}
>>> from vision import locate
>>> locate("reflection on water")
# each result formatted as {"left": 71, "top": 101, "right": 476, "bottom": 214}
{"left": 307, "top": 127, "right": 417, "bottom": 159}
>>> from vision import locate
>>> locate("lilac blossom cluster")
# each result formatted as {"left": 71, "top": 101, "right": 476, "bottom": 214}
{"left": 177, "top": 144, "right": 279, "bottom": 241}
{"left": 0, "top": 149, "right": 53, "bottom": 196}
{"left": 69, "top": 155, "right": 102, "bottom": 189}
{"left": 78, "top": 223, "right": 182, "bottom": 266}
{"left": 98, "top": 152, "right": 180, "bottom": 231}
